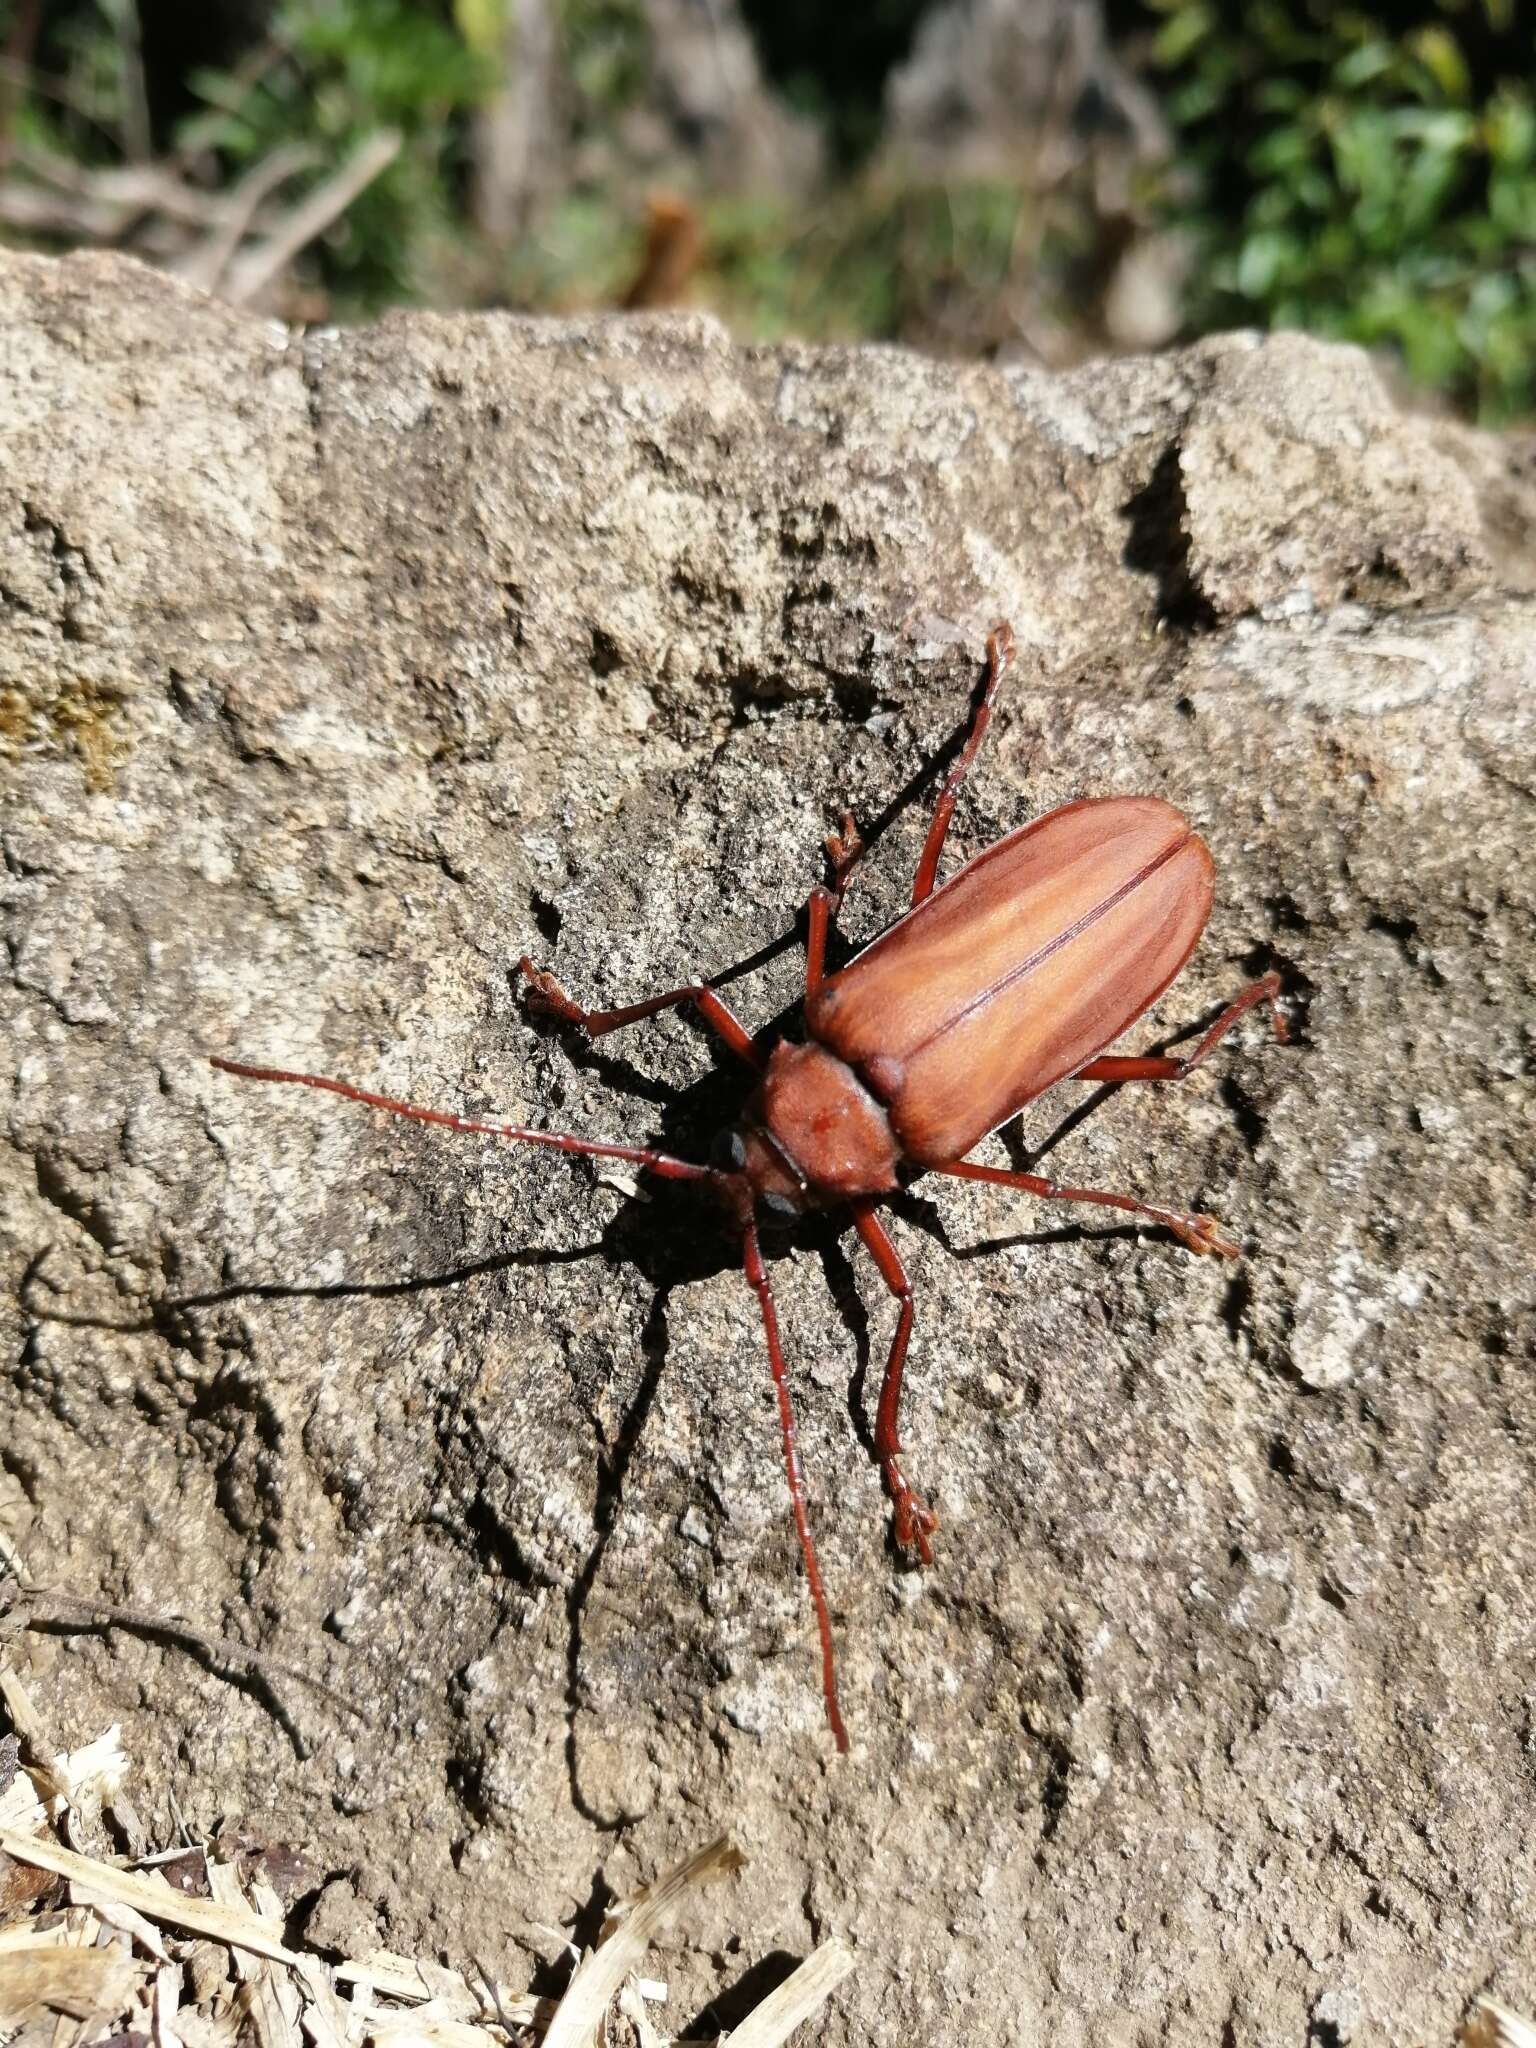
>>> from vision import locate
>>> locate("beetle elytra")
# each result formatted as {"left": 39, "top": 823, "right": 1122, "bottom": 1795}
{"left": 212, "top": 622, "right": 1287, "bottom": 1752}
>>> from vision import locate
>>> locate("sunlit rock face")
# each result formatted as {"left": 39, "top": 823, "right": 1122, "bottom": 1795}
{"left": 4, "top": 247, "right": 1533, "bottom": 2047}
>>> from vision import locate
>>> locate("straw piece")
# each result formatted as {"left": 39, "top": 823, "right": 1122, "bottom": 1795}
{"left": 332, "top": 1949, "right": 549, "bottom": 2030}
{"left": 294, "top": 1954, "right": 351, "bottom": 2048}
{"left": 543, "top": 1837, "right": 744, "bottom": 2048}
{"left": 616, "top": 1979, "right": 669, "bottom": 2048}
{"left": 1465, "top": 2002, "right": 1536, "bottom": 2048}
{"left": 333, "top": 1949, "right": 445, "bottom": 2005}
{"left": 155, "top": 1959, "right": 185, "bottom": 2048}
{"left": 0, "top": 1663, "right": 73, "bottom": 1817}
{"left": 0, "top": 1942, "right": 142, "bottom": 2025}
{"left": 0, "top": 1824, "right": 302, "bottom": 1966}
{"left": 0, "top": 1726, "right": 128, "bottom": 1832}
{"left": 0, "top": 1924, "right": 76, "bottom": 1953}
{"left": 366, "top": 2014, "right": 506, "bottom": 2048}
{"left": 723, "top": 1938, "right": 856, "bottom": 2048}
{"left": 73, "top": 1883, "right": 175, "bottom": 1961}
{"left": 218, "top": 1866, "right": 305, "bottom": 2048}
{"left": 0, "top": 1664, "right": 51, "bottom": 1754}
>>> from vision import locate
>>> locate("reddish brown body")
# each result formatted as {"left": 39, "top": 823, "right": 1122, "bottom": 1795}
{"left": 211, "top": 624, "right": 1287, "bottom": 1754}
{"left": 752, "top": 796, "right": 1214, "bottom": 1199}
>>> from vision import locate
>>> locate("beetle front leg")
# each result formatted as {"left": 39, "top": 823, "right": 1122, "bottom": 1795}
{"left": 1076, "top": 972, "right": 1288, "bottom": 1085}
{"left": 852, "top": 1205, "right": 937, "bottom": 1565}
{"left": 910, "top": 621, "right": 1016, "bottom": 906}
{"left": 805, "top": 811, "right": 866, "bottom": 995}
{"left": 933, "top": 1158, "right": 1241, "bottom": 1258}
{"left": 518, "top": 958, "right": 764, "bottom": 1071}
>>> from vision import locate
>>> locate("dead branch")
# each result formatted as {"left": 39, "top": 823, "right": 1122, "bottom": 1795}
{"left": 222, "top": 128, "right": 401, "bottom": 305}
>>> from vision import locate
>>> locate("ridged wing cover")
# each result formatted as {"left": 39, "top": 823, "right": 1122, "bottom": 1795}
{"left": 804, "top": 796, "right": 1214, "bottom": 1167}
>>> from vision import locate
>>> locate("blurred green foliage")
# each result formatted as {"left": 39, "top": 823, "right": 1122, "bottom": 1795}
{"left": 1145, "top": 0, "right": 1536, "bottom": 420}
{"left": 181, "top": 0, "right": 489, "bottom": 307}
{"left": 3, "top": 0, "right": 1531, "bottom": 418}
{"left": 504, "top": 179, "right": 1046, "bottom": 347}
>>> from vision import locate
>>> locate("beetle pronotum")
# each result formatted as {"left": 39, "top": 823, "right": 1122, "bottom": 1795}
{"left": 213, "top": 623, "right": 1287, "bottom": 1751}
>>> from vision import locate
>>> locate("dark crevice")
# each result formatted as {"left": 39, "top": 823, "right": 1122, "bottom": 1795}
{"left": 588, "top": 628, "right": 623, "bottom": 677}
{"left": 1263, "top": 890, "right": 1312, "bottom": 933}
{"left": 1036, "top": 1732, "right": 1074, "bottom": 1840}
{"left": 1366, "top": 909, "right": 1418, "bottom": 954}
{"left": 1120, "top": 445, "right": 1218, "bottom": 632}
{"left": 463, "top": 1495, "right": 559, "bottom": 1594}
{"left": 529, "top": 891, "right": 562, "bottom": 947}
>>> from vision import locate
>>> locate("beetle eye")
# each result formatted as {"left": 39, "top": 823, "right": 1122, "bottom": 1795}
{"left": 758, "top": 1189, "right": 801, "bottom": 1225}
{"left": 711, "top": 1127, "right": 748, "bottom": 1172}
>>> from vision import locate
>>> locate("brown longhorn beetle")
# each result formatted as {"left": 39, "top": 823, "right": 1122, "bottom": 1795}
{"left": 213, "top": 623, "right": 1288, "bottom": 1751}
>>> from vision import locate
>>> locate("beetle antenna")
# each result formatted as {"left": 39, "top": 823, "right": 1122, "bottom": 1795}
{"left": 208, "top": 1057, "right": 714, "bottom": 1183}
{"left": 742, "top": 1223, "right": 849, "bottom": 1754}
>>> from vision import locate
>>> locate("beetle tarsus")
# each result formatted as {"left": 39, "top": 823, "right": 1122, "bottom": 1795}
{"left": 1164, "top": 1211, "right": 1242, "bottom": 1259}
{"left": 890, "top": 1480, "right": 938, "bottom": 1565}
{"left": 824, "top": 812, "right": 865, "bottom": 907}
{"left": 517, "top": 956, "right": 577, "bottom": 1023}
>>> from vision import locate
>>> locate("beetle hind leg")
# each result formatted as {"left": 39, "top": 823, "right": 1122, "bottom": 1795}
{"left": 1076, "top": 971, "right": 1289, "bottom": 1085}
{"left": 934, "top": 1158, "right": 1242, "bottom": 1259}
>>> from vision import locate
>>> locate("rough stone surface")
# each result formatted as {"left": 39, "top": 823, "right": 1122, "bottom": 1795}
{"left": 3, "top": 250, "right": 1535, "bottom": 2044}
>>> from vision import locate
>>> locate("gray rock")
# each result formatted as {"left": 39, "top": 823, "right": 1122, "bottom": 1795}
{"left": 3, "top": 250, "right": 1534, "bottom": 2044}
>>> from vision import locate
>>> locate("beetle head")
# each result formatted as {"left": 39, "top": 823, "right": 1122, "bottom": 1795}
{"left": 708, "top": 1121, "right": 806, "bottom": 1232}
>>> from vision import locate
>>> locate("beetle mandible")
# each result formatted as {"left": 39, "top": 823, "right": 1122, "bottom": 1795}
{"left": 212, "top": 623, "right": 1288, "bottom": 1752}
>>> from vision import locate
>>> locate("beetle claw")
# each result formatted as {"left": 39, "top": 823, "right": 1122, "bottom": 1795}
{"left": 1174, "top": 1212, "right": 1241, "bottom": 1259}
{"left": 824, "top": 813, "right": 864, "bottom": 902}
{"left": 518, "top": 957, "right": 576, "bottom": 1022}
{"left": 894, "top": 1492, "right": 938, "bottom": 1566}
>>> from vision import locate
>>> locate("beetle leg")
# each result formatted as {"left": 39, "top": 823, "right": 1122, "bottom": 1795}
{"left": 852, "top": 1205, "right": 937, "bottom": 1566}
{"left": 805, "top": 813, "right": 866, "bottom": 995}
{"left": 911, "top": 621, "right": 1017, "bottom": 906}
{"left": 1075, "top": 971, "right": 1289, "bottom": 1084}
{"left": 742, "top": 1222, "right": 850, "bottom": 1753}
{"left": 825, "top": 810, "right": 865, "bottom": 902}
{"left": 933, "top": 1157, "right": 1242, "bottom": 1258}
{"left": 517, "top": 958, "right": 764, "bottom": 1071}
{"left": 209, "top": 1058, "right": 715, "bottom": 1183}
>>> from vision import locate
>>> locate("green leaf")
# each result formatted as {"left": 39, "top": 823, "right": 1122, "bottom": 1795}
{"left": 1406, "top": 25, "right": 1471, "bottom": 104}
